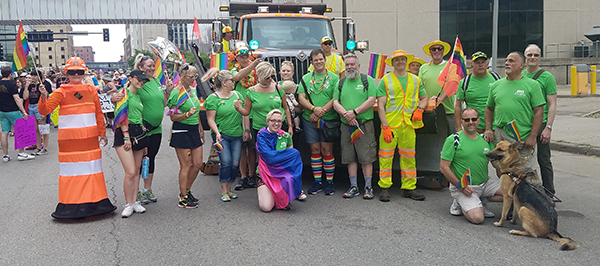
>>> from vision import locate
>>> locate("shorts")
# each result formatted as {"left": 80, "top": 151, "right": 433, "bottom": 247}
{"left": 169, "top": 121, "right": 203, "bottom": 149}
{"left": 449, "top": 179, "right": 501, "bottom": 212}
{"left": 105, "top": 112, "right": 114, "bottom": 119}
{"left": 28, "top": 104, "right": 43, "bottom": 120}
{"left": 0, "top": 111, "right": 23, "bottom": 132}
{"left": 113, "top": 126, "right": 149, "bottom": 151}
{"left": 301, "top": 116, "right": 326, "bottom": 144}
{"left": 340, "top": 120, "right": 377, "bottom": 165}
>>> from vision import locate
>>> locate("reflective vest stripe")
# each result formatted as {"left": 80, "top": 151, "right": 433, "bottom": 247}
{"left": 384, "top": 73, "right": 419, "bottom": 113}
{"left": 58, "top": 113, "right": 97, "bottom": 129}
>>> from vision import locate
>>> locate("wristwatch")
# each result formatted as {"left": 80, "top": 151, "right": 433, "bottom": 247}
{"left": 546, "top": 125, "right": 552, "bottom": 131}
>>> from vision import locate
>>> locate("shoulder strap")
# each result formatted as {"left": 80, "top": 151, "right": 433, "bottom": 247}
{"left": 300, "top": 78, "right": 314, "bottom": 104}
{"left": 360, "top": 73, "right": 369, "bottom": 91}
{"left": 489, "top": 71, "right": 501, "bottom": 80}
{"left": 338, "top": 77, "right": 346, "bottom": 105}
{"left": 275, "top": 84, "right": 283, "bottom": 98}
{"left": 233, "top": 91, "right": 240, "bottom": 100}
{"left": 453, "top": 132, "right": 460, "bottom": 150}
{"left": 532, "top": 69, "right": 546, "bottom": 80}
{"left": 462, "top": 74, "right": 472, "bottom": 94}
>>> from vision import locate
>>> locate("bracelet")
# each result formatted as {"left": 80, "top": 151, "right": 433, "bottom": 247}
{"left": 353, "top": 109, "right": 358, "bottom": 116}
{"left": 310, "top": 106, "right": 315, "bottom": 111}
{"left": 184, "top": 112, "right": 190, "bottom": 118}
{"left": 244, "top": 129, "right": 251, "bottom": 132}
{"left": 123, "top": 137, "right": 130, "bottom": 142}
{"left": 122, "top": 130, "right": 129, "bottom": 133}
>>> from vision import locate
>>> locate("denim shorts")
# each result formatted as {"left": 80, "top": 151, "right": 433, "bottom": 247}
{"left": 28, "top": 104, "right": 43, "bottom": 120}
{"left": 301, "top": 116, "right": 326, "bottom": 143}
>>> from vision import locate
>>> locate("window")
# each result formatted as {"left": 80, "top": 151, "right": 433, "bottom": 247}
{"left": 49, "top": 55, "right": 52, "bottom": 59}
{"left": 61, "top": 55, "right": 65, "bottom": 59}
{"left": 60, "top": 39, "right": 64, "bottom": 42}
{"left": 49, "top": 63, "right": 53, "bottom": 67}
{"left": 61, "top": 47, "right": 64, "bottom": 51}
{"left": 48, "top": 47, "right": 52, "bottom": 51}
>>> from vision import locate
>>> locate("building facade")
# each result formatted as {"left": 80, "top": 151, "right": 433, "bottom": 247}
{"left": 124, "top": 24, "right": 168, "bottom": 60}
{"left": 74, "top": 46, "right": 94, "bottom": 63}
{"left": 32, "top": 25, "right": 74, "bottom": 68}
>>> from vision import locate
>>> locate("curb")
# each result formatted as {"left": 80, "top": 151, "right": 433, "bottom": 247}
{"left": 550, "top": 141, "right": 600, "bottom": 157}
{"left": 556, "top": 94, "right": 600, "bottom": 98}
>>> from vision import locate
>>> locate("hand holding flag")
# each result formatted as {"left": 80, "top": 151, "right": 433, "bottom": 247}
{"left": 349, "top": 125, "right": 364, "bottom": 144}
{"left": 456, "top": 168, "right": 471, "bottom": 189}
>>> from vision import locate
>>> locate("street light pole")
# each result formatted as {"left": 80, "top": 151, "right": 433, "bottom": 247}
{"left": 491, "top": 0, "right": 498, "bottom": 73}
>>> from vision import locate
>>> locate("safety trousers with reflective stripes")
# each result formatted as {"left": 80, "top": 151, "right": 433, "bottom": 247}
{"left": 378, "top": 123, "right": 417, "bottom": 190}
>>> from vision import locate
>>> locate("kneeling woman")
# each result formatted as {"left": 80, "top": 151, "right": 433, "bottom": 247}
{"left": 256, "top": 109, "right": 303, "bottom": 212}
{"left": 114, "top": 70, "right": 150, "bottom": 218}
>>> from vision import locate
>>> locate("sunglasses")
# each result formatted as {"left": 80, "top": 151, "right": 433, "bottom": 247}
{"left": 430, "top": 47, "right": 444, "bottom": 51}
{"left": 322, "top": 42, "right": 333, "bottom": 46}
{"left": 237, "top": 49, "right": 249, "bottom": 55}
{"left": 462, "top": 118, "right": 479, "bottom": 122}
{"left": 67, "top": 70, "right": 85, "bottom": 76}
{"left": 188, "top": 74, "right": 198, "bottom": 79}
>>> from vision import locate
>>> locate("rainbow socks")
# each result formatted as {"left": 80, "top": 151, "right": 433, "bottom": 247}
{"left": 311, "top": 154, "right": 323, "bottom": 181}
{"left": 323, "top": 154, "right": 335, "bottom": 182}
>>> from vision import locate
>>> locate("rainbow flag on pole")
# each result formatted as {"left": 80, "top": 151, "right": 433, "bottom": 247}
{"left": 368, "top": 53, "right": 387, "bottom": 79}
{"left": 210, "top": 53, "right": 229, "bottom": 70}
{"left": 154, "top": 57, "right": 166, "bottom": 85}
{"left": 176, "top": 88, "right": 190, "bottom": 109}
{"left": 172, "top": 72, "right": 180, "bottom": 86}
{"left": 507, "top": 120, "right": 522, "bottom": 141}
{"left": 349, "top": 125, "right": 364, "bottom": 144}
{"left": 113, "top": 88, "right": 129, "bottom": 130}
{"left": 456, "top": 168, "right": 471, "bottom": 189}
{"left": 437, "top": 36, "right": 468, "bottom": 97}
{"left": 12, "top": 21, "right": 30, "bottom": 71}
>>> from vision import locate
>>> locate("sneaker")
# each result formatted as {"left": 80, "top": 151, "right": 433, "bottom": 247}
{"left": 132, "top": 201, "right": 146, "bottom": 213}
{"left": 34, "top": 149, "right": 48, "bottom": 156}
{"left": 17, "top": 153, "right": 35, "bottom": 161}
{"left": 343, "top": 186, "right": 360, "bottom": 198}
{"left": 403, "top": 189, "right": 426, "bottom": 201}
{"left": 482, "top": 203, "right": 495, "bottom": 218}
{"left": 247, "top": 175, "right": 258, "bottom": 188}
{"left": 26, "top": 146, "right": 37, "bottom": 151}
{"left": 363, "top": 187, "right": 374, "bottom": 200}
{"left": 2, "top": 155, "right": 10, "bottom": 162}
{"left": 234, "top": 178, "right": 249, "bottom": 191}
{"left": 137, "top": 191, "right": 150, "bottom": 205}
{"left": 297, "top": 191, "right": 307, "bottom": 201}
{"left": 121, "top": 204, "right": 134, "bottom": 218}
{"left": 307, "top": 181, "right": 323, "bottom": 195}
{"left": 379, "top": 188, "right": 390, "bottom": 202}
{"left": 324, "top": 181, "right": 335, "bottom": 195}
{"left": 450, "top": 199, "right": 462, "bottom": 216}
{"left": 144, "top": 189, "right": 158, "bottom": 202}
{"left": 178, "top": 195, "right": 198, "bottom": 208}
{"left": 187, "top": 191, "right": 199, "bottom": 203}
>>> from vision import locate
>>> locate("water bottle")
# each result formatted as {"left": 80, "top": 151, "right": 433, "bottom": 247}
{"left": 141, "top": 156, "right": 149, "bottom": 179}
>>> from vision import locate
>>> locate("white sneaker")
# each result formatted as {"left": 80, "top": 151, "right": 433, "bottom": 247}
{"left": 121, "top": 204, "right": 134, "bottom": 218}
{"left": 482, "top": 203, "right": 495, "bottom": 218}
{"left": 297, "top": 191, "right": 307, "bottom": 201}
{"left": 3, "top": 155, "right": 10, "bottom": 162}
{"left": 132, "top": 201, "right": 146, "bottom": 213}
{"left": 450, "top": 199, "right": 462, "bottom": 216}
{"left": 17, "top": 153, "right": 35, "bottom": 161}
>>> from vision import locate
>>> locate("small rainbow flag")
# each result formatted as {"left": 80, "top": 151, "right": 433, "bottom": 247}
{"left": 154, "top": 57, "right": 166, "bottom": 85}
{"left": 507, "top": 120, "right": 521, "bottom": 141}
{"left": 113, "top": 88, "right": 129, "bottom": 130}
{"left": 176, "top": 88, "right": 190, "bottom": 109}
{"left": 214, "top": 141, "right": 224, "bottom": 152}
{"left": 316, "top": 118, "right": 325, "bottom": 129}
{"left": 456, "top": 168, "right": 471, "bottom": 189}
{"left": 173, "top": 72, "right": 180, "bottom": 86}
{"left": 451, "top": 38, "right": 468, "bottom": 78}
{"left": 349, "top": 125, "right": 364, "bottom": 144}
{"left": 12, "top": 21, "right": 30, "bottom": 71}
{"left": 368, "top": 53, "right": 387, "bottom": 79}
{"left": 210, "top": 53, "right": 229, "bottom": 70}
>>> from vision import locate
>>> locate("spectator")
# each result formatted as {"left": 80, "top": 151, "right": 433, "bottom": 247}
{"left": 23, "top": 69, "right": 52, "bottom": 156}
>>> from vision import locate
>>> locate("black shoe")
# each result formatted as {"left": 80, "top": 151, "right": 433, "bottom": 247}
{"left": 187, "top": 191, "right": 199, "bottom": 203}
{"left": 403, "top": 189, "right": 425, "bottom": 201}
{"left": 234, "top": 178, "right": 249, "bottom": 191}
{"left": 247, "top": 175, "right": 258, "bottom": 188}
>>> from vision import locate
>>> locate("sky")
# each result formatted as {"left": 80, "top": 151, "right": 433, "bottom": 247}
{"left": 71, "top": 24, "right": 126, "bottom": 62}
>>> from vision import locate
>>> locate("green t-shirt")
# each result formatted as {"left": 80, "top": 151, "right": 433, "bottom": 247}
{"left": 231, "top": 67, "right": 257, "bottom": 120}
{"left": 204, "top": 91, "right": 243, "bottom": 137}
{"left": 247, "top": 88, "right": 287, "bottom": 130}
{"left": 522, "top": 69, "right": 557, "bottom": 123}
{"left": 276, "top": 132, "right": 293, "bottom": 150}
{"left": 457, "top": 74, "right": 499, "bottom": 129}
{"left": 441, "top": 131, "right": 495, "bottom": 186}
{"left": 418, "top": 61, "right": 455, "bottom": 114}
{"left": 127, "top": 88, "right": 143, "bottom": 125}
{"left": 297, "top": 70, "right": 340, "bottom": 121}
{"left": 333, "top": 75, "right": 376, "bottom": 124}
{"left": 375, "top": 74, "right": 427, "bottom": 98}
{"left": 486, "top": 77, "right": 546, "bottom": 139}
{"left": 136, "top": 78, "right": 164, "bottom": 135}
{"left": 167, "top": 88, "right": 201, "bottom": 125}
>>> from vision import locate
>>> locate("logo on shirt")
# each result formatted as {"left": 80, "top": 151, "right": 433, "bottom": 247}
{"left": 483, "top": 148, "right": 490, "bottom": 153}
{"left": 356, "top": 85, "right": 364, "bottom": 90}
{"left": 220, "top": 100, "right": 225, "bottom": 105}
{"left": 279, "top": 141, "right": 287, "bottom": 149}
{"left": 514, "top": 90, "right": 525, "bottom": 96}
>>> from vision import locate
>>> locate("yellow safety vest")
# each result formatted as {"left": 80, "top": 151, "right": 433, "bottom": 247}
{"left": 223, "top": 40, "right": 230, "bottom": 53}
{"left": 382, "top": 72, "right": 423, "bottom": 129}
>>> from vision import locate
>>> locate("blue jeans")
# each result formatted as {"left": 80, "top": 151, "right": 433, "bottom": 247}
{"left": 212, "top": 133, "right": 243, "bottom": 183}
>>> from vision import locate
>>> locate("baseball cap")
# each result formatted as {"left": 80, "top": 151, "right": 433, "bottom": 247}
{"left": 128, "top": 70, "right": 150, "bottom": 82}
{"left": 101, "top": 73, "right": 114, "bottom": 82}
{"left": 321, "top": 36, "right": 333, "bottom": 44}
{"left": 471, "top": 51, "right": 488, "bottom": 62}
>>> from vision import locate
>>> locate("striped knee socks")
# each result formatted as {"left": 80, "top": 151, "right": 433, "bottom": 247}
{"left": 323, "top": 154, "right": 335, "bottom": 182}
{"left": 311, "top": 154, "right": 323, "bottom": 182}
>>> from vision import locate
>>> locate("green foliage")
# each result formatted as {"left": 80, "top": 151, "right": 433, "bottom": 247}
{"left": 25, "top": 55, "right": 34, "bottom": 70}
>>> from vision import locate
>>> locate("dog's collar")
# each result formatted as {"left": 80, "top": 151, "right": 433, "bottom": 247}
{"left": 503, "top": 172, "right": 525, "bottom": 184}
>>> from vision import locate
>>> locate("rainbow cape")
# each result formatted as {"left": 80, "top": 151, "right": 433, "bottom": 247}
{"left": 437, "top": 36, "right": 467, "bottom": 97}
{"left": 210, "top": 53, "right": 229, "bottom": 70}
{"left": 368, "top": 53, "right": 387, "bottom": 79}
{"left": 12, "top": 21, "right": 30, "bottom": 71}
{"left": 154, "top": 57, "right": 166, "bottom": 85}
{"left": 256, "top": 128, "right": 303, "bottom": 209}
{"left": 113, "top": 88, "right": 129, "bottom": 130}
{"left": 456, "top": 168, "right": 471, "bottom": 189}
{"left": 349, "top": 125, "right": 364, "bottom": 144}
{"left": 507, "top": 120, "right": 521, "bottom": 141}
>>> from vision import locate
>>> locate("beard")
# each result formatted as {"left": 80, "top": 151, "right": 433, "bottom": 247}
{"left": 346, "top": 69, "right": 359, "bottom": 79}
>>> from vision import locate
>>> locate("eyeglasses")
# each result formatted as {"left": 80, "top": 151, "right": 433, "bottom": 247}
{"left": 67, "top": 70, "right": 85, "bottom": 76}
{"left": 462, "top": 118, "right": 479, "bottom": 122}
{"left": 322, "top": 42, "right": 333, "bottom": 46}
{"left": 269, "top": 119, "right": 283, "bottom": 124}
{"left": 430, "top": 47, "right": 444, "bottom": 51}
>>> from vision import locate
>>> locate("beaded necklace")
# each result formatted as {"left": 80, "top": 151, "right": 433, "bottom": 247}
{"left": 308, "top": 69, "right": 330, "bottom": 95}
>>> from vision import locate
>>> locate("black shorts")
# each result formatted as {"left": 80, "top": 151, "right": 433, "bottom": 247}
{"left": 113, "top": 125, "right": 150, "bottom": 151}
{"left": 169, "top": 122, "right": 203, "bottom": 149}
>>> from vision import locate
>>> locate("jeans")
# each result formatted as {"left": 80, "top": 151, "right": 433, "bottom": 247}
{"left": 212, "top": 133, "right": 243, "bottom": 183}
{"left": 537, "top": 122, "right": 554, "bottom": 194}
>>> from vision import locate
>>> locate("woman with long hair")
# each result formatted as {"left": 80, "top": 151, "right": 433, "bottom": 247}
{"left": 167, "top": 64, "right": 204, "bottom": 209}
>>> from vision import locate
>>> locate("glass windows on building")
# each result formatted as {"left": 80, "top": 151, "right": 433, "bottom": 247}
{"left": 440, "top": 0, "right": 543, "bottom": 58}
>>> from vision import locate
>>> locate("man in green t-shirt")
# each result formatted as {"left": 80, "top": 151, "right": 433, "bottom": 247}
{"left": 485, "top": 52, "right": 546, "bottom": 170}
{"left": 523, "top": 44, "right": 558, "bottom": 198}
{"left": 418, "top": 40, "right": 456, "bottom": 134}
{"left": 454, "top": 51, "right": 500, "bottom": 132}
{"left": 440, "top": 108, "right": 502, "bottom": 224}
{"left": 332, "top": 54, "right": 377, "bottom": 199}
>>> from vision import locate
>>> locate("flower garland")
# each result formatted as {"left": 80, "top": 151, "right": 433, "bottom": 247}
{"left": 308, "top": 70, "right": 331, "bottom": 95}
{"left": 239, "top": 68, "right": 258, "bottom": 88}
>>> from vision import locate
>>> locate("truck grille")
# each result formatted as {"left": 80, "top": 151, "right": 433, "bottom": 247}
{"left": 263, "top": 56, "right": 310, "bottom": 84}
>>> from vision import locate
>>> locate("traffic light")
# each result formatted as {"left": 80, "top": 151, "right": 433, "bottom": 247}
{"left": 0, "top": 43, "right": 4, "bottom": 61}
{"left": 27, "top": 31, "right": 54, "bottom": 42}
{"left": 103, "top": 28, "right": 109, "bottom": 42}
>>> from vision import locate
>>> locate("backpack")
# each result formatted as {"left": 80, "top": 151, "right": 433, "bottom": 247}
{"left": 337, "top": 73, "right": 369, "bottom": 105}
{"left": 531, "top": 69, "right": 546, "bottom": 81}
{"left": 461, "top": 71, "right": 500, "bottom": 109}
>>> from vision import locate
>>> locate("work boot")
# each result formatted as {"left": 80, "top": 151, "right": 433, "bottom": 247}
{"left": 379, "top": 188, "right": 390, "bottom": 202}
{"left": 403, "top": 189, "right": 425, "bottom": 201}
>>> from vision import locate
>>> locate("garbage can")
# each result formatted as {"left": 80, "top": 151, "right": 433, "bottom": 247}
{"left": 573, "top": 64, "right": 589, "bottom": 95}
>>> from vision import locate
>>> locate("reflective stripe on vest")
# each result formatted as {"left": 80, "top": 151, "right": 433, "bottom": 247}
{"left": 383, "top": 73, "right": 419, "bottom": 113}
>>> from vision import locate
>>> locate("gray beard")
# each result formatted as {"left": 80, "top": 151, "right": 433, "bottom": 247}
{"left": 346, "top": 69, "right": 359, "bottom": 79}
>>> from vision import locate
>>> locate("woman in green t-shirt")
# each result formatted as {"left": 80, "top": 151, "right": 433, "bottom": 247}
{"left": 204, "top": 69, "right": 247, "bottom": 202}
{"left": 166, "top": 64, "right": 204, "bottom": 209}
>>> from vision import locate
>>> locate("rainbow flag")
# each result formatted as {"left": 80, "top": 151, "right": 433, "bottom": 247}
{"left": 210, "top": 53, "right": 229, "bottom": 70}
{"left": 173, "top": 72, "right": 180, "bottom": 86}
{"left": 214, "top": 141, "right": 224, "bottom": 152}
{"left": 437, "top": 36, "right": 467, "bottom": 97}
{"left": 349, "top": 125, "right": 364, "bottom": 144}
{"left": 12, "top": 21, "right": 30, "bottom": 71}
{"left": 507, "top": 120, "right": 521, "bottom": 141}
{"left": 368, "top": 53, "right": 387, "bottom": 79}
{"left": 316, "top": 118, "right": 325, "bottom": 129}
{"left": 451, "top": 38, "right": 468, "bottom": 78}
{"left": 456, "top": 168, "right": 471, "bottom": 189}
{"left": 154, "top": 57, "right": 166, "bottom": 85}
{"left": 113, "top": 88, "right": 129, "bottom": 130}
{"left": 176, "top": 88, "right": 189, "bottom": 109}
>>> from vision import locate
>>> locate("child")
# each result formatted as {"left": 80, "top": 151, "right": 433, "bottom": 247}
{"left": 282, "top": 80, "right": 301, "bottom": 132}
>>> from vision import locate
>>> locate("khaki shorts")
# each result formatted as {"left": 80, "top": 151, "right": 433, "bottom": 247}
{"left": 340, "top": 120, "right": 377, "bottom": 165}
{"left": 449, "top": 178, "right": 501, "bottom": 212}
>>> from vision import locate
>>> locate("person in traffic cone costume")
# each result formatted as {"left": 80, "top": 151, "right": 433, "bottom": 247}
{"left": 376, "top": 50, "right": 429, "bottom": 202}
{"left": 38, "top": 57, "right": 116, "bottom": 219}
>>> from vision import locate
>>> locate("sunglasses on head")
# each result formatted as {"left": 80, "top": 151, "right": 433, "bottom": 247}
{"left": 67, "top": 70, "right": 85, "bottom": 76}
{"left": 141, "top": 55, "right": 150, "bottom": 62}
{"left": 430, "top": 47, "right": 444, "bottom": 51}
{"left": 237, "top": 49, "right": 249, "bottom": 55}
{"left": 462, "top": 118, "right": 478, "bottom": 122}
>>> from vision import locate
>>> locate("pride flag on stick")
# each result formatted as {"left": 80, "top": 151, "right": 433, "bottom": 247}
{"left": 12, "top": 21, "right": 30, "bottom": 71}
{"left": 154, "top": 57, "right": 166, "bottom": 85}
{"left": 113, "top": 88, "right": 129, "bottom": 130}
{"left": 349, "top": 125, "right": 364, "bottom": 144}
{"left": 368, "top": 53, "right": 387, "bottom": 79}
{"left": 210, "top": 53, "right": 229, "bottom": 70}
{"left": 507, "top": 120, "right": 522, "bottom": 141}
{"left": 437, "top": 36, "right": 468, "bottom": 98}
{"left": 456, "top": 168, "right": 471, "bottom": 189}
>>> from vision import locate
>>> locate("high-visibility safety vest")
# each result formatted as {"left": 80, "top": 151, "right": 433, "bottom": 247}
{"left": 382, "top": 72, "right": 424, "bottom": 129}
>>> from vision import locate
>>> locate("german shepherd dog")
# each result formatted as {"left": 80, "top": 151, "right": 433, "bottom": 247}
{"left": 486, "top": 140, "right": 579, "bottom": 250}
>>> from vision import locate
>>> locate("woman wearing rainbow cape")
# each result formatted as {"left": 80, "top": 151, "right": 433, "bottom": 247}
{"left": 256, "top": 109, "right": 303, "bottom": 212}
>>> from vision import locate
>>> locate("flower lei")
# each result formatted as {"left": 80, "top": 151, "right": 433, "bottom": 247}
{"left": 239, "top": 68, "right": 258, "bottom": 88}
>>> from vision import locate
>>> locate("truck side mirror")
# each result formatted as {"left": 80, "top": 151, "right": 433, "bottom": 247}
{"left": 346, "top": 21, "right": 355, "bottom": 41}
{"left": 213, "top": 21, "right": 223, "bottom": 44}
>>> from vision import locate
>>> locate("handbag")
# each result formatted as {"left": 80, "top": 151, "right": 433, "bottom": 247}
{"left": 201, "top": 161, "right": 220, "bottom": 175}
{"left": 322, "top": 119, "right": 341, "bottom": 142}
{"left": 128, "top": 123, "right": 150, "bottom": 150}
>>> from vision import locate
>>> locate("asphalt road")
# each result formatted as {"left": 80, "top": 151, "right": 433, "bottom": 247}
{"left": 1, "top": 122, "right": 599, "bottom": 266}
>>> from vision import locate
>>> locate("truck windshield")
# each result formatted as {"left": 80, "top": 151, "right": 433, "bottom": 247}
{"left": 242, "top": 17, "right": 335, "bottom": 50}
